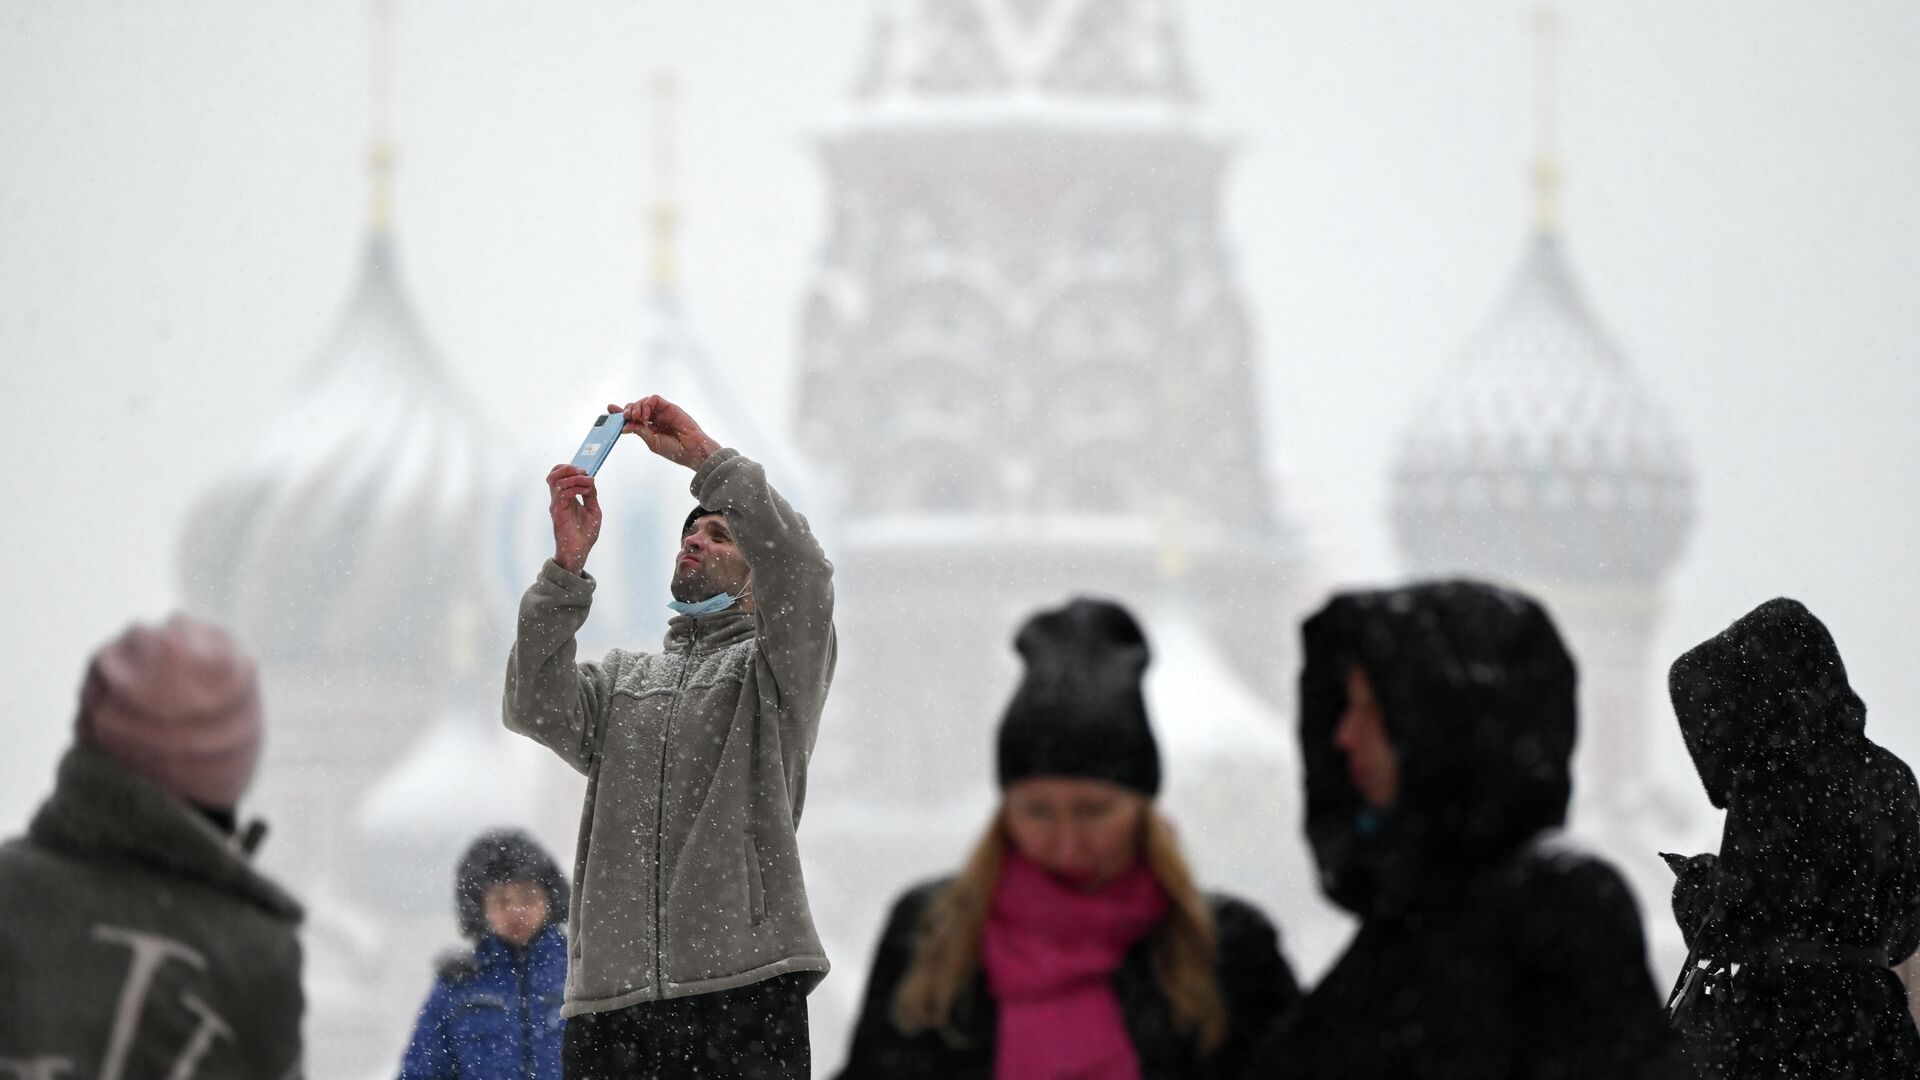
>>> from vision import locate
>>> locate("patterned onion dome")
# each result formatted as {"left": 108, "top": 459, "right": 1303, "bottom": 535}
{"left": 178, "top": 232, "right": 510, "bottom": 667}
{"left": 1390, "top": 233, "right": 1694, "bottom": 586}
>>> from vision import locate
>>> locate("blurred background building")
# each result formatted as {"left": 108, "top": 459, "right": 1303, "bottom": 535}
{"left": 9, "top": 0, "right": 1823, "bottom": 1074}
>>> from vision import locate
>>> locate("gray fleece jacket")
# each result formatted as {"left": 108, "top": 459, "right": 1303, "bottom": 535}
{"left": 504, "top": 448, "right": 836, "bottom": 1017}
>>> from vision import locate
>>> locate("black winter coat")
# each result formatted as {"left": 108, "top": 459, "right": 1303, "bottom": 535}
{"left": 1254, "top": 581, "right": 1681, "bottom": 1080}
{"left": 834, "top": 877, "right": 1300, "bottom": 1080}
{"left": 1665, "top": 598, "right": 1920, "bottom": 1077}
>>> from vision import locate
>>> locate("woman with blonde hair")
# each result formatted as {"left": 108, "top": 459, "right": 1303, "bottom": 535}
{"left": 835, "top": 598, "right": 1299, "bottom": 1079}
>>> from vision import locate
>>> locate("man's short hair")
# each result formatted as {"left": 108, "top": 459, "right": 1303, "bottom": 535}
{"left": 682, "top": 506, "right": 723, "bottom": 537}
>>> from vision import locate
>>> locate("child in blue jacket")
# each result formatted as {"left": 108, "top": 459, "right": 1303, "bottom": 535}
{"left": 400, "top": 828, "right": 570, "bottom": 1080}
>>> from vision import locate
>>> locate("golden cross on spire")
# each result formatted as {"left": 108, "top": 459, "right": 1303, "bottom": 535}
{"left": 649, "top": 72, "right": 682, "bottom": 292}
{"left": 1531, "top": 5, "right": 1563, "bottom": 233}
{"left": 369, "top": 0, "right": 397, "bottom": 233}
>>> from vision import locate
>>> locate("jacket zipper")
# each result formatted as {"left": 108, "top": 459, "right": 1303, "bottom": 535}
{"left": 518, "top": 951, "right": 534, "bottom": 1079}
{"left": 654, "top": 624, "right": 699, "bottom": 996}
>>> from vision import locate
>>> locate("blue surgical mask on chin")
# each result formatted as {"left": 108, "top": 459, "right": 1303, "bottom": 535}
{"left": 667, "top": 592, "right": 738, "bottom": 618}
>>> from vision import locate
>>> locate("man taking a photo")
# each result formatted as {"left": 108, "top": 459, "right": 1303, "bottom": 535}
{"left": 504, "top": 395, "right": 835, "bottom": 1079}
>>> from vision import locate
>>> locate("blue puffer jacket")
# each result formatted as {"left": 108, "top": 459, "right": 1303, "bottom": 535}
{"left": 399, "top": 925, "right": 568, "bottom": 1080}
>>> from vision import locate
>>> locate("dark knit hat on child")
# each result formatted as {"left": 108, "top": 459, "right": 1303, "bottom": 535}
{"left": 996, "top": 597, "right": 1161, "bottom": 797}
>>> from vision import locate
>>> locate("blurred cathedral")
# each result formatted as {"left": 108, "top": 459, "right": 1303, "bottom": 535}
{"left": 170, "top": 1, "right": 1696, "bottom": 1074}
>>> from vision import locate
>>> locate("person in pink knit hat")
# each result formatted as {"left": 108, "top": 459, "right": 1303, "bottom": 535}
{"left": 76, "top": 613, "right": 266, "bottom": 825}
{"left": 0, "top": 614, "right": 304, "bottom": 1077}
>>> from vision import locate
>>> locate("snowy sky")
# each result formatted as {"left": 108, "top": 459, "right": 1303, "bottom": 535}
{"left": 3, "top": 0, "right": 1919, "bottom": 831}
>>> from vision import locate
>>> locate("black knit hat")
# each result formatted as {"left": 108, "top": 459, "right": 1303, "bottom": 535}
{"left": 996, "top": 597, "right": 1160, "bottom": 796}
{"left": 455, "top": 828, "right": 570, "bottom": 940}
{"left": 682, "top": 506, "right": 722, "bottom": 536}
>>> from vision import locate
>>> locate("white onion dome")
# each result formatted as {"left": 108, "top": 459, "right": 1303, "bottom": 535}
{"left": 178, "top": 233, "right": 511, "bottom": 667}
{"left": 1390, "top": 233, "right": 1694, "bottom": 586}
{"left": 492, "top": 287, "right": 825, "bottom": 649}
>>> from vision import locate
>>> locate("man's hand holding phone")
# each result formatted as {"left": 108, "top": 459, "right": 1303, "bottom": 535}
{"left": 547, "top": 394, "right": 718, "bottom": 575}
{"left": 611, "top": 395, "right": 721, "bottom": 472}
{"left": 547, "top": 464, "right": 600, "bottom": 575}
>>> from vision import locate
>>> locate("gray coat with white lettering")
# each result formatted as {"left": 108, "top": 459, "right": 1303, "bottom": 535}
{"left": 0, "top": 744, "right": 305, "bottom": 1079}
{"left": 503, "top": 448, "right": 837, "bottom": 1018}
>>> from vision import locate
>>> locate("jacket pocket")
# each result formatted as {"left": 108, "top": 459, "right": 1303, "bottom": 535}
{"left": 744, "top": 835, "right": 766, "bottom": 926}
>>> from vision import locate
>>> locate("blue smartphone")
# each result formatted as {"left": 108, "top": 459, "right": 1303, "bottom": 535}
{"left": 569, "top": 413, "right": 625, "bottom": 476}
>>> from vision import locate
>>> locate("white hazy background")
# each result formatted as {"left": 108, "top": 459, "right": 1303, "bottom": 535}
{"left": 3, "top": 0, "right": 1918, "bottom": 1016}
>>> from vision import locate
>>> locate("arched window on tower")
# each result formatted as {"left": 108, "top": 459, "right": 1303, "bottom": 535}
{"left": 872, "top": 281, "right": 1003, "bottom": 377}
{"left": 867, "top": 280, "right": 1006, "bottom": 439}
{"left": 1036, "top": 437, "right": 1151, "bottom": 516}
{"left": 1029, "top": 286, "right": 1156, "bottom": 432}
{"left": 876, "top": 359, "right": 992, "bottom": 443}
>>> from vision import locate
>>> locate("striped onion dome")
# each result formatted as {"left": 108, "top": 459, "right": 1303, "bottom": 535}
{"left": 178, "top": 231, "right": 510, "bottom": 668}
{"left": 1390, "top": 232, "right": 1693, "bottom": 586}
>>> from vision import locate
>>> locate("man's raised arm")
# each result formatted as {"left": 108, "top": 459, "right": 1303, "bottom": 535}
{"left": 501, "top": 464, "right": 619, "bottom": 773}
{"left": 617, "top": 395, "right": 836, "bottom": 723}
{"left": 692, "top": 448, "right": 836, "bottom": 713}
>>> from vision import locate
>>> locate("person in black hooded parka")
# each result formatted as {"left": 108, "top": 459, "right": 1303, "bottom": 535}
{"left": 1662, "top": 598, "right": 1920, "bottom": 1077}
{"left": 1252, "top": 580, "right": 1680, "bottom": 1080}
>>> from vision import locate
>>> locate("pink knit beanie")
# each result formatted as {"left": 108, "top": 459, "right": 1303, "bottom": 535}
{"left": 76, "top": 614, "right": 263, "bottom": 810}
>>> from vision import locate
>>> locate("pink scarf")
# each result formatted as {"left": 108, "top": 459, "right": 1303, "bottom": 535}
{"left": 981, "top": 851, "right": 1169, "bottom": 1080}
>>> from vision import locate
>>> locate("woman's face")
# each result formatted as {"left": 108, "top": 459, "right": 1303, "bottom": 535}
{"left": 1333, "top": 664, "right": 1400, "bottom": 811}
{"left": 483, "top": 879, "right": 550, "bottom": 948}
{"left": 1003, "top": 777, "right": 1148, "bottom": 890}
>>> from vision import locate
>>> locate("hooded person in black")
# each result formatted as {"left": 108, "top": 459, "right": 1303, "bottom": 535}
{"left": 1251, "top": 580, "right": 1678, "bottom": 1080}
{"left": 1662, "top": 598, "right": 1920, "bottom": 1077}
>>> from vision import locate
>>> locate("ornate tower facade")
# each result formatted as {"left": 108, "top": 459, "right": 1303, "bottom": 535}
{"left": 1388, "top": 12, "right": 1696, "bottom": 913}
{"left": 794, "top": 0, "right": 1297, "bottom": 797}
